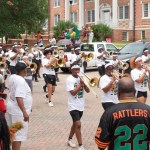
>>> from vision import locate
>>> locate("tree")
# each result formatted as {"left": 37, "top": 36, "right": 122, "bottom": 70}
{"left": 0, "top": 0, "right": 48, "bottom": 38}
{"left": 92, "top": 24, "right": 112, "bottom": 41}
{"left": 52, "top": 21, "right": 77, "bottom": 38}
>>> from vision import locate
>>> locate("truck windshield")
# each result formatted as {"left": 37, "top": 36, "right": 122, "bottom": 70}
{"left": 81, "top": 44, "right": 94, "bottom": 51}
{"left": 119, "top": 43, "right": 146, "bottom": 54}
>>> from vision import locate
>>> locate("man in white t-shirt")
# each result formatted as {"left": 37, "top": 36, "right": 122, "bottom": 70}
{"left": 142, "top": 49, "right": 150, "bottom": 63}
{"left": 99, "top": 63, "right": 119, "bottom": 110}
{"left": 6, "top": 61, "right": 32, "bottom": 150}
{"left": 9, "top": 46, "right": 21, "bottom": 74}
{"left": 88, "top": 30, "right": 94, "bottom": 43}
{"left": 66, "top": 65, "right": 90, "bottom": 150}
{"left": 42, "top": 49, "right": 56, "bottom": 107}
{"left": 96, "top": 47, "right": 105, "bottom": 76}
{"left": 131, "top": 57, "right": 150, "bottom": 103}
{"left": 69, "top": 48, "right": 77, "bottom": 65}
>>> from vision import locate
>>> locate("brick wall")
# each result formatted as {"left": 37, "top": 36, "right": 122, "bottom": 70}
{"left": 49, "top": 0, "right": 150, "bottom": 42}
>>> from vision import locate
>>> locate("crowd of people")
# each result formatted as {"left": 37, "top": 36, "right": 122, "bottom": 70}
{"left": 0, "top": 31, "right": 150, "bottom": 150}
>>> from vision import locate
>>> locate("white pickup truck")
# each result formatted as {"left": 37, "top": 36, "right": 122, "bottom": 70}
{"left": 60, "top": 42, "right": 119, "bottom": 72}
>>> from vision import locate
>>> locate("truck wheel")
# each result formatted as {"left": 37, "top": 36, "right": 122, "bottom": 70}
{"left": 83, "top": 61, "right": 87, "bottom": 72}
{"left": 60, "top": 68, "right": 70, "bottom": 73}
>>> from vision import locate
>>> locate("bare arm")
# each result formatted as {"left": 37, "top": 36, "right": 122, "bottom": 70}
{"left": 135, "top": 73, "right": 145, "bottom": 83}
{"left": 70, "top": 83, "right": 83, "bottom": 96}
{"left": 10, "top": 52, "right": 19, "bottom": 60}
{"left": 16, "top": 97, "right": 29, "bottom": 122}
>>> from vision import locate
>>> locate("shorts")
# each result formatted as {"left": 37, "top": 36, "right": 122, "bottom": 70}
{"left": 69, "top": 110, "right": 83, "bottom": 122}
{"left": 102, "top": 102, "right": 116, "bottom": 110}
{"left": 6, "top": 113, "right": 29, "bottom": 142}
{"left": 44, "top": 74, "right": 56, "bottom": 86}
{"left": 135, "top": 91, "right": 147, "bottom": 98}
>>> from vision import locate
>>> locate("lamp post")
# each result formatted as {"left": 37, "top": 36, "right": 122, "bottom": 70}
{"left": 69, "top": 0, "right": 73, "bottom": 22}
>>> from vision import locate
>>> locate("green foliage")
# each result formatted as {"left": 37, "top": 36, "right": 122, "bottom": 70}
{"left": 0, "top": 0, "right": 48, "bottom": 38}
{"left": 91, "top": 24, "right": 112, "bottom": 41}
{"left": 53, "top": 21, "right": 77, "bottom": 38}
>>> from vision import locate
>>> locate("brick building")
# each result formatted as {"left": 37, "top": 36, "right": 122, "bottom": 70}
{"left": 49, "top": 0, "right": 150, "bottom": 42}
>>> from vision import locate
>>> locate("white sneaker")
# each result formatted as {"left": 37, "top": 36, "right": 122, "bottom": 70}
{"left": 67, "top": 139, "right": 76, "bottom": 148}
{"left": 78, "top": 145, "right": 85, "bottom": 150}
{"left": 48, "top": 102, "right": 54, "bottom": 107}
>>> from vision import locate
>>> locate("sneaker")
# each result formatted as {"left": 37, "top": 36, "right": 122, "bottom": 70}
{"left": 78, "top": 145, "right": 85, "bottom": 150}
{"left": 67, "top": 139, "right": 76, "bottom": 148}
{"left": 48, "top": 102, "right": 54, "bottom": 107}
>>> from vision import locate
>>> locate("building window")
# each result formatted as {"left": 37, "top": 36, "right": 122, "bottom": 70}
{"left": 86, "top": 0, "right": 94, "bottom": 2}
{"left": 122, "top": 32, "right": 128, "bottom": 41}
{"left": 54, "top": 0, "right": 60, "bottom": 7}
{"left": 87, "top": 10, "right": 95, "bottom": 22}
{"left": 143, "top": 3, "right": 150, "bottom": 18}
{"left": 141, "top": 31, "right": 146, "bottom": 39}
{"left": 72, "top": 0, "right": 77, "bottom": 4}
{"left": 71, "top": 12, "right": 77, "bottom": 23}
{"left": 119, "top": 6, "right": 129, "bottom": 19}
{"left": 54, "top": 14, "right": 60, "bottom": 26}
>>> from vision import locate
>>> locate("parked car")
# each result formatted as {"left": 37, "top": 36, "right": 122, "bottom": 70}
{"left": 105, "top": 41, "right": 150, "bottom": 72}
{"left": 60, "top": 42, "right": 119, "bottom": 72}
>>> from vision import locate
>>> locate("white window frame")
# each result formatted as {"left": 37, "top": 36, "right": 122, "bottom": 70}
{"left": 70, "top": 12, "right": 77, "bottom": 23}
{"left": 54, "top": 14, "right": 60, "bottom": 26}
{"left": 87, "top": 10, "right": 95, "bottom": 23}
{"left": 118, "top": 5, "right": 129, "bottom": 20}
{"left": 142, "top": 3, "right": 150, "bottom": 18}
{"left": 122, "top": 32, "right": 128, "bottom": 41}
{"left": 54, "top": 0, "right": 60, "bottom": 8}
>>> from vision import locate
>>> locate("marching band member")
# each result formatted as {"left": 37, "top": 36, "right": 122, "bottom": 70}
{"left": 69, "top": 48, "right": 77, "bottom": 65}
{"left": 111, "top": 54, "right": 120, "bottom": 70}
{"left": 141, "top": 49, "right": 149, "bottom": 63}
{"left": 9, "top": 45, "right": 21, "bottom": 74}
{"left": 32, "top": 44, "right": 41, "bottom": 82}
{"left": 42, "top": 49, "right": 57, "bottom": 107}
{"left": 96, "top": 47, "right": 105, "bottom": 76}
{"left": 22, "top": 56, "right": 33, "bottom": 92}
{"left": 66, "top": 65, "right": 90, "bottom": 150}
{"left": 131, "top": 57, "right": 150, "bottom": 103}
{"left": 99, "top": 63, "right": 119, "bottom": 110}
{"left": 72, "top": 47, "right": 84, "bottom": 76}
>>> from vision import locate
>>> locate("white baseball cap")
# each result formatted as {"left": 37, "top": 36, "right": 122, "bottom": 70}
{"left": 75, "top": 47, "right": 80, "bottom": 51}
{"left": 71, "top": 65, "right": 80, "bottom": 70}
{"left": 135, "top": 57, "right": 142, "bottom": 62}
{"left": 105, "top": 63, "right": 113, "bottom": 69}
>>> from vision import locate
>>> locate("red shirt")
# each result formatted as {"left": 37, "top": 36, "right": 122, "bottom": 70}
{"left": 0, "top": 99, "right": 6, "bottom": 112}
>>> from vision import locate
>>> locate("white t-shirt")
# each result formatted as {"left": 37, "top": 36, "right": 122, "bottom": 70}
{"left": 131, "top": 68, "right": 149, "bottom": 92}
{"left": 69, "top": 54, "right": 77, "bottom": 64}
{"left": 66, "top": 75, "right": 84, "bottom": 111}
{"left": 42, "top": 58, "right": 55, "bottom": 75}
{"left": 7, "top": 74, "right": 32, "bottom": 116}
{"left": 96, "top": 52, "right": 105, "bottom": 67}
{"left": 9, "top": 51, "right": 17, "bottom": 66}
{"left": 142, "top": 55, "right": 148, "bottom": 63}
{"left": 99, "top": 75, "right": 119, "bottom": 104}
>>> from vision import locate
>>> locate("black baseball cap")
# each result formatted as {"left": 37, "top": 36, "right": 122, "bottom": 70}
{"left": 15, "top": 61, "right": 27, "bottom": 71}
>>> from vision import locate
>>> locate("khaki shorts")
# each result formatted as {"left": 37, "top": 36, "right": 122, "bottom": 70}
{"left": 6, "top": 113, "right": 29, "bottom": 141}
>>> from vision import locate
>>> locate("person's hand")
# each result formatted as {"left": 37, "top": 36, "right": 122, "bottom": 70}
{"left": 23, "top": 112, "right": 29, "bottom": 122}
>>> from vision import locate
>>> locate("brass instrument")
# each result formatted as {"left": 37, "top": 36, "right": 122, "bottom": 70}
{"left": 53, "top": 49, "right": 59, "bottom": 57}
{"left": 80, "top": 72, "right": 99, "bottom": 87}
{"left": 118, "top": 61, "right": 129, "bottom": 70}
{"left": 57, "top": 58, "right": 66, "bottom": 67}
{"left": 30, "top": 63, "right": 37, "bottom": 72}
{"left": 103, "top": 51, "right": 114, "bottom": 58}
{"left": 78, "top": 72, "right": 99, "bottom": 98}
{"left": 81, "top": 52, "right": 94, "bottom": 62}
{"left": 111, "top": 70, "right": 130, "bottom": 80}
